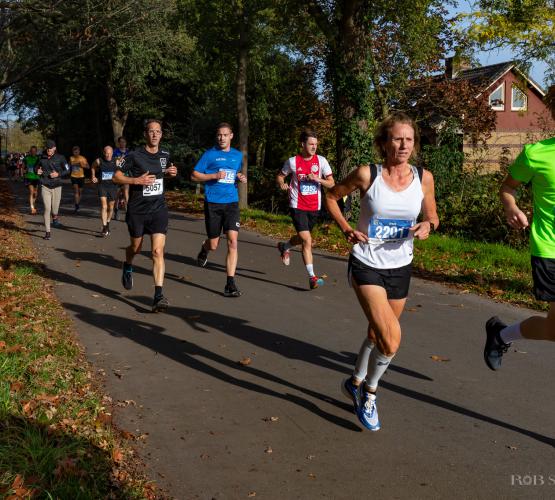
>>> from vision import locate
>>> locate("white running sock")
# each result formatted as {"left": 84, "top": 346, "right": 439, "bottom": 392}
{"left": 500, "top": 322, "right": 523, "bottom": 343}
{"left": 365, "top": 349, "right": 395, "bottom": 392}
{"left": 353, "top": 338, "right": 374, "bottom": 382}
{"left": 306, "top": 264, "right": 315, "bottom": 277}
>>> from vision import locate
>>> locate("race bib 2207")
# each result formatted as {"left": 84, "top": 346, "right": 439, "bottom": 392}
{"left": 369, "top": 218, "right": 414, "bottom": 241}
{"left": 218, "top": 169, "right": 237, "bottom": 184}
{"left": 143, "top": 178, "right": 163, "bottom": 196}
{"left": 102, "top": 171, "right": 114, "bottom": 181}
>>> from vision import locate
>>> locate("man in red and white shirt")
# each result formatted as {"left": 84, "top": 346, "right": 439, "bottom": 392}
{"left": 276, "top": 128, "right": 335, "bottom": 289}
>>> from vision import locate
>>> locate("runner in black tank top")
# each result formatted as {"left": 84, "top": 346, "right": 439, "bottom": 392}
{"left": 91, "top": 146, "right": 119, "bottom": 236}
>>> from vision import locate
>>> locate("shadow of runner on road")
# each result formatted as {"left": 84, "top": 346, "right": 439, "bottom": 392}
{"left": 63, "top": 302, "right": 362, "bottom": 432}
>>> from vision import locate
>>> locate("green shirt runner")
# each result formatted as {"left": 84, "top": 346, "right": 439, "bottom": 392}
{"left": 509, "top": 137, "right": 555, "bottom": 258}
{"left": 24, "top": 155, "right": 40, "bottom": 180}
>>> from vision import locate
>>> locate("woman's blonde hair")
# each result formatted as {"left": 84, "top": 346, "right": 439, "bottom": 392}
{"left": 374, "top": 112, "right": 420, "bottom": 161}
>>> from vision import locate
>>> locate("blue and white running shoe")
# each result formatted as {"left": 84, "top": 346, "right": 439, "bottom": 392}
{"left": 358, "top": 391, "right": 380, "bottom": 431}
{"left": 341, "top": 377, "right": 360, "bottom": 413}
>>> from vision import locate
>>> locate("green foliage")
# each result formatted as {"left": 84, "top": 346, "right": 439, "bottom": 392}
{"left": 421, "top": 119, "right": 531, "bottom": 247}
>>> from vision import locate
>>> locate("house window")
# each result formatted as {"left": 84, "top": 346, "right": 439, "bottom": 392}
{"left": 511, "top": 86, "right": 527, "bottom": 111}
{"left": 489, "top": 83, "right": 504, "bottom": 110}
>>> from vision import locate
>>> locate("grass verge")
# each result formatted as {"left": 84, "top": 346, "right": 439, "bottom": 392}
{"left": 166, "top": 189, "right": 540, "bottom": 311}
{"left": 0, "top": 180, "right": 158, "bottom": 498}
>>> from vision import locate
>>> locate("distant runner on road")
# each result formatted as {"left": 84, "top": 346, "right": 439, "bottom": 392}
{"left": 191, "top": 122, "right": 246, "bottom": 298}
{"left": 276, "top": 128, "right": 335, "bottom": 289}
{"left": 484, "top": 86, "right": 555, "bottom": 370}
{"left": 113, "top": 119, "right": 177, "bottom": 312}
{"left": 91, "top": 146, "right": 118, "bottom": 237}
{"left": 36, "top": 139, "right": 69, "bottom": 240}
{"left": 326, "top": 113, "right": 439, "bottom": 431}
{"left": 23, "top": 146, "right": 40, "bottom": 215}
{"left": 114, "top": 136, "right": 130, "bottom": 220}
{"left": 69, "top": 145, "right": 89, "bottom": 213}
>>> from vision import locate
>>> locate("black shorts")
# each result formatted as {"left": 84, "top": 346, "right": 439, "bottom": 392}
{"left": 98, "top": 184, "right": 118, "bottom": 201}
{"left": 204, "top": 201, "right": 240, "bottom": 239}
{"left": 531, "top": 256, "right": 555, "bottom": 301}
{"left": 348, "top": 254, "right": 412, "bottom": 300}
{"left": 24, "top": 178, "right": 40, "bottom": 187}
{"left": 290, "top": 208, "right": 320, "bottom": 233}
{"left": 126, "top": 206, "right": 168, "bottom": 238}
{"left": 71, "top": 177, "right": 85, "bottom": 187}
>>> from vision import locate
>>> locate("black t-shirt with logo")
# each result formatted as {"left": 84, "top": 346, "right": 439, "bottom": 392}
{"left": 36, "top": 152, "right": 69, "bottom": 188}
{"left": 117, "top": 146, "right": 170, "bottom": 215}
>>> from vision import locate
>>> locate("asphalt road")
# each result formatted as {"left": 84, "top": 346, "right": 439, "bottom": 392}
{"left": 12, "top": 179, "right": 555, "bottom": 500}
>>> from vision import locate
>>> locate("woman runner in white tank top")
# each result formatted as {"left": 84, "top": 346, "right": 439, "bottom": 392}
{"left": 326, "top": 113, "right": 439, "bottom": 431}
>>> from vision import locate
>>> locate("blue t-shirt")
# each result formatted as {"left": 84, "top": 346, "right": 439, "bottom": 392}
{"left": 194, "top": 147, "right": 243, "bottom": 203}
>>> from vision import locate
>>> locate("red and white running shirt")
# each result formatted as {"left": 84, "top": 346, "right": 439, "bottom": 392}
{"left": 281, "top": 154, "right": 333, "bottom": 211}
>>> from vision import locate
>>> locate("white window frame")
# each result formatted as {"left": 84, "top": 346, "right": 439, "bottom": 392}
{"left": 489, "top": 82, "right": 505, "bottom": 111}
{"left": 511, "top": 85, "right": 527, "bottom": 111}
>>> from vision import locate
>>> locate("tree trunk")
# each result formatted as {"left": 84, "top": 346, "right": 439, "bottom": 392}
{"left": 236, "top": 5, "right": 249, "bottom": 209}
{"left": 106, "top": 68, "right": 128, "bottom": 144}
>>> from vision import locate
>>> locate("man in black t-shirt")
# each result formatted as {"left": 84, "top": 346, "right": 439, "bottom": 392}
{"left": 113, "top": 119, "right": 177, "bottom": 312}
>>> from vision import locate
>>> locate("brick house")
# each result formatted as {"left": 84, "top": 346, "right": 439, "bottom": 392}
{"left": 446, "top": 59, "right": 555, "bottom": 170}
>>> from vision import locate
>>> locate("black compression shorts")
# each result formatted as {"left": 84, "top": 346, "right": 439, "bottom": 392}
{"left": 348, "top": 253, "right": 412, "bottom": 300}
{"left": 126, "top": 206, "right": 168, "bottom": 238}
{"left": 290, "top": 208, "right": 320, "bottom": 233}
{"left": 531, "top": 256, "right": 555, "bottom": 301}
{"left": 204, "top": 201, "right": 240, "bottom": 239}
{"left": 71, "top": 177, "right": 85, "bottom": 187}
{"left": 98, "top": 184, "right": 118, "bottom": 202}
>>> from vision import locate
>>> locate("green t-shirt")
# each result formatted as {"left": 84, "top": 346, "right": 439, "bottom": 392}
{"left": 509, "top": 137, "right": 555, "bottom": 258}
{"left": 24, "top": 155, "right": 40, "bottom": 180}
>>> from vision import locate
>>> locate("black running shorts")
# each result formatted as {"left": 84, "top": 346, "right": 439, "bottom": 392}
{"left": 71, "top": 177, "right": 85, "bottom": 187}
{"left": 290, "top": 208, "right": 320, "bottom": 233}
{"left": 204, "top": 201, "right": 240, "bottom": 239}
{"left": 126, "top": 206, "right": 168, "bottom": 238}
{"left": 24, "top": 179, "right": 40, "bottom": 187}
{"left": 98, "top": 184, "right": 118, "bottom": 202}
{"left": 348, "top": 253, "right": 412, "bottom": 300}
{"left": 531, "top": 256, "right": 555, "bottom": 301}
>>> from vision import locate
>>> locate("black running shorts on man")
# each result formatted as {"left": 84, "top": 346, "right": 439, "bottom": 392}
{"left": 290, "top": 208, "right": 320, "bottom": 233}
{"left": 204, "top": 201, "right": 240, "bottom": 239}
{"left": 531, "top": 256, "right": 555, "bottom": 301}
{"left": 348, "top": 254, "right": 412, "bottom": 300}
{"left": 117, "top": 146, "right": 171, "bottom": 237}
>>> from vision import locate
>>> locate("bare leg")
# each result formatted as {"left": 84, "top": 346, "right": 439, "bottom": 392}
{"left": 520, "top": 303, "right": 555, "bottom": 341}
{"left": 226, "top": 230, "right": 239, "bottom": 277}
{"left": 151, "top": 233, "right": 166, "bottom": 286}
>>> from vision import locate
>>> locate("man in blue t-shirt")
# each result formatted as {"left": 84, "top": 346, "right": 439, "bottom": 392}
{"left": 191, "top": 122, "right": 246, "bottom": 297}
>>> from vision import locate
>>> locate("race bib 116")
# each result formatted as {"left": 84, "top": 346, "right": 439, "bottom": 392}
{"left": 218, "top": 169, "right": 237, "bottom": 184}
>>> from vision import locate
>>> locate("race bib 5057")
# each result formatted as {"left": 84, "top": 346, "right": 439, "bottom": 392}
{"left": 143, "top": 178, "right": 163, "bottom": 196}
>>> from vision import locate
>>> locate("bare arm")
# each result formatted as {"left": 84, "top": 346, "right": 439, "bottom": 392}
{"left": 191, "top": 169, "right": 225, "bottom": 183}
{"left": 91, "top": 159, "right": 100, "bottom": 183}
{"left": 500, "top": 174, "right": 529, "bottom": 229}
{"left": 307, "top": 173, "right": 335, "bottom": 189}
{"left": 276, "top": 172, "right": 289, "bottom": 191}
{"left": 412, "top": 169, "right": 440, "bottom": 240}
{"left": 113, "top": 170, "right": 155, "bottom": 186}
{"left": 326, "top": 166, "right": 371, "bottom": 243}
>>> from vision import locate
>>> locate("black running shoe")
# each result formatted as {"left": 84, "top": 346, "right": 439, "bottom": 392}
{"left": 43, "top": 231, "right": 51, "bottom": 240}
{"left": 224, "top": 281, "right": 242, "bottom": 297}
{"left": 152, "top": 295, "right": 169, "bottom": 312}
{"left": 484, "top": 316, "right": 511, "bottom": 371}
{"left": 197, "top": 246, "right": 208, "bottom": 267}
{"left": 121, "top": 264, "right": 133, "bottom": 290}
{"left": 101, "top": 225, "right": 109, "bottom": 237}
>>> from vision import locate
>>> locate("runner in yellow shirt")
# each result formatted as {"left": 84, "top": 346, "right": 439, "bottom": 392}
{"left": 69, "top": 145, "right": 89, "bottom": 213}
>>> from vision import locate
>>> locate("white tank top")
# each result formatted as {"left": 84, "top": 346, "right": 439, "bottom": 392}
{"left": 351, "top": 164, "right": 423, "bottom": 269}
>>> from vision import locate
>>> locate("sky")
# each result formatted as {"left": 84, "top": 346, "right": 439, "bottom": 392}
{"left": 451, "top": 1, "right": 549, "bottom": 87}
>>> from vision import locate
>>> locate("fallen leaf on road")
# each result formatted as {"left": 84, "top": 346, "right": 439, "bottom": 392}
{"left": 238, "top": 357, "right": 252, "bottom": 366}
{"left": 91, "top": 294, "right": 99, "bottom": 298}
{"left": 430, "top": 355, "right": 450, "bottom": 362}
{"left": 264, "top": 446, "right": 273, "bottom": 454}
{"left": 262, "top": 416, "right": 279, "bottom": 423}
{"left": 200, "top": 454, "right": 209, "bottom": 460}
{"left": 506, "top": 445, "right": 517, "bottom": 450}
{"left": 113, "top": 370, "right": 123, "bottom": 379}
{"left": 306, "top": 455, "right": 316, "bottom": 460}
{"left": 112, "top": 448, "right": 124, "bottom": 463}
{"left": 248, "top": 492, "right": 257, "bottom": 497}
{"left": 308, "top": 473, "right": 316, "bottom": 479}
{"left": 406, "top": 307, "right": 418, "bottom": 312}
{"left": 121, "top": 430, "right": 135, "bottom": 440}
